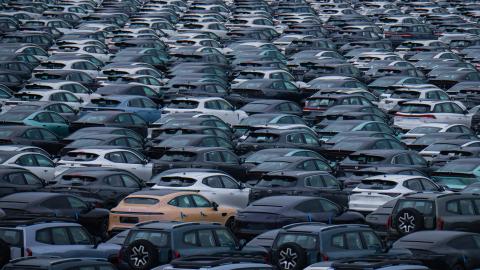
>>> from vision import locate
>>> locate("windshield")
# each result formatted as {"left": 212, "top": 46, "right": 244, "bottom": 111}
{"left": 246, "top": 133, "right": 279, "bottom": 143}
{"left": 241, "top": 103, "right": 270, "bottom": 112}
{"left": 369, "top": 77, "right": 400, "bottom": 87}
{"left": 168, "top": 100, "right": 199, "bottom": 109}
{"left": 240, "top": 115, "right": 274, "bottom": 126}
{"left": 344, "top": 155, "right": 385, "bottom": 164}
{"left": 0, "top": 112, "right": 30, "bottom": 122}
{"left": 78, "top": 114, "right": 108, "bottom": 123}
{"left": 68, "top": 139, "right": 102, "bottom": 148}
{"left": 158, "top": 138, "right": 194, "bottom": 147}
{"left": 156, "top": 177, "right": 196, "bottom": 187}
{"left": 124, "top": 197, "right": 159, "bottom": 205}
{"left": 322, "top": 122, "right": 358, "bottom": 132}
{"left": 391, "top": 91, "right": 420, "bottom": 99}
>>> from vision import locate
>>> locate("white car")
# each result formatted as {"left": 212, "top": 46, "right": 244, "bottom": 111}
{"left": 351, "top": 52, "right": 402, "bottom": 68}
{"left": 232, "top": 69, "right": 307, "bottom": 88}
{"left": 23, "top": 80, "right": 101, "bottom": 105}
{"left": 55, "top": 148, "right": 153, "bottom": 181}
{"left": 401, "top": 123, "right": 474, "bottom": 145}
{"left": 152, "top": 171, "right": 249, "bottom": 209}
{"left": 7, "top": 90, "right": 84, "bottom": 111}
{"left": 0, "top": 151, "right": 55, "bottom": 181}
{"left": 51, "top": 44, "right": 112, "bottom": 63}
{"left": 34, "top": 59, "right": 101, "bottom": 78}
{"left": 162, "top": 97, "right": 248, "bottom": 125}
{"left": 378, "top": 87, "right": 449, "bottom": 111}
{"left": 394, "top": 100, "right": 470, "bottom": 130}
{"left": 349, "top": 174, "right": 445, "bottom": 212}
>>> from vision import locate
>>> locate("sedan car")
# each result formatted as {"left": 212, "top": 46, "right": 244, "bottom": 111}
{"left": 0, "top": 110, "right": 70, "bottom": 137}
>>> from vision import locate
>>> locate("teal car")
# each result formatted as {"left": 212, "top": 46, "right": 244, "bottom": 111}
{"left": 432, "top": 158, "right": 480, "bottom": 190}
{"left": 0, "top": 110, "right": 70, "bottom": 137}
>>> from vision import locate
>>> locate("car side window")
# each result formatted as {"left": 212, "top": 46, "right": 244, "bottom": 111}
{"left": 5, "top": 173, "right": 26, "bottom": 185}
{"left": 105, "top": 175, "right": 124, "bottom": 187}
{"left": 39, "top": 129, "right": 57, "bottom": 141}
{"left": 191, "top": 195, "right": 211, "bottom": 207}
{"left": 122, "top": 152, "right": 142, "bottom": 164}
{"left": 220, "top": 151, "right": 239, "bottom": 164}
{"left": 105, "top": 152, "right": 125, "bottom": 163}
{"left": 449, "top": 236, "right": 478, "bottom": 249}
{"left": 16, "top": 154, "right": 37, "bottom": 166}
{"left": 121, "top": 175, "right": 140, "bottom": 188}
{"left": 24, "top": 173, "right": 42, "bottom": 185}
{"left": 215, "top": 229, "right": 236, "bottom": 247}
{"left": 197, "top": 229, "right": 216, "bottom": 247}
{"left": 203, "top": 176, "right": 223, "bottom": 188}
{"left": 447, "top": 199, "right": 476, "bottom": 215}
{"left": 220, "top": 175, "right": 239, "bottom": 189}
{"left": 205, "top": 151, "right": 223, "bottom": 162}
{"left": 332, "top": 234, "right": 346, "bottom": 249}
{"left": 51, "top": 227, "right": 71, "bottom": 245}
{"left": 69, "top": 226, "right": 93, "bottom": 245}
{"left": 392, "top": 154, "right": 411, "bottom": 165}
{"left": 420, "top": 179, "right": 439, "bottom": 192}
{"left": 404, "top": 179, "right": 423, "bottom": 192}
{"left": 66, "top": 196, "right": 88, "bottom": 211}
{"left": 362, "top": 231, "right": 382, "bottom": 250}
{"left": 172, "top": 195, "right": 192, "bottom": 207}
{"left": 345, "top": 232, "right": 364, "bottom": 250}
{"left": 305, "top": 175, "right": 324, "bottom": 187}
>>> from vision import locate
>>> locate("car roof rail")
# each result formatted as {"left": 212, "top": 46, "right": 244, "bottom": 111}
{"left": 0, "top": 217, "right": 77, "bottom": 228}
{"left": 282, "top": 222, "right": 327, "bottom": 229}
{"left": 135, "top": 220, "right": 164, "bottom": 227}
{"left": 10, "top": 256, "right": 61, "bottom": 263}
{"left": 172, "top": 222, "right": 201, "bottom": 228}
{"left": 51, "top": 258, "right": 108, "bottom": 265}
{"left": 170, "top": 255, "right": 265, "bottom": 269}
{"left": 320, "top": 224, "right": 370, "bottom": 232}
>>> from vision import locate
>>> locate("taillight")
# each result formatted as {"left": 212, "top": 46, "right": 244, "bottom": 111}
{"left": 118, "top": 248, "right": 124, "bottom": 261}
{"left": 26, "top": 248, "right": 32, "bottom": 256}
{"left": 436, "top": 217, "right": 444, "bottom": 230}
{"left": 303, "top": 107, "right": 324, "bottom": 112}
{"left": 319, "top": 253, "right": 329, "bottom": 261}
{"left": 399, "top": 34, "right": 413, "bottom": 38}
{"left": 386, "top": 215, "right": 392, "bottom": 228}
{"left": 173, "top": 250, "right": 181, "bottom": 258}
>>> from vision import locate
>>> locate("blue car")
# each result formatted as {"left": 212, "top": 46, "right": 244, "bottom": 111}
{"left": 81, "top": 95, "right": 161, "bottom": 123}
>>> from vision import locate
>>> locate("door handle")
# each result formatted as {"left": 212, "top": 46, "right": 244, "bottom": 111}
{"left": 200, "top": 212, "right": 207, "bottom": 217}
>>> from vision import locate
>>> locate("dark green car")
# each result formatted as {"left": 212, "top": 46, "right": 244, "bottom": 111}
{"left": 433, "top": 158, "right": 480, "bottom": 190}
{"left": 0, "top": 110, "right": 70, "bottom": 137}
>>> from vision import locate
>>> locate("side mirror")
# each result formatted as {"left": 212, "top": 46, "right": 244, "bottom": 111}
{"left": 212, "top": 201, "right": 219, "bottom": 211}
{"left": 239, "top": 183, "right": 246, "bottom": 190}
{"left": 142, "top": 159, "right": 149, "bottom": 165}
{"left": 464, "top": 110, "right": 469, "bottom": 115}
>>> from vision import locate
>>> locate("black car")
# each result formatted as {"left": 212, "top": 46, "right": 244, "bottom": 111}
{"left": 323, "top": 137, "right": 407, "bottom": 161}
{"left": 0, "top": 192, "right": 109, "bottom": 238}
{"left": 150, "top": 117, "right": 232, "bottom": 139}
{"left": 393, "top": 231, "right": 480, "bottom": 270}
{"left": 151, "top": 125, "right": 230, "bottom": 144}
{"left": 147, "top": 134, "right": 234, "bottom": 158}
{"left": 236, "top": 129, "right": 321, "bottom": 156}
{"left": 62, "top": 127, "right": 144, "bottom": 145}
{"left": 234, "top": 195, "right": 364, "bottom": 238}
{"left": 95, "top": 84, "right": 163, "bottom": 105}
{"left": 409, "top": 133, "right": 478, "bottom": 151}
{"left": 0, "top": 165, "right": 45, "bottom": 198}
{"left": 243, "top": 148, "right": 328, "bottom": 169}
{"left": 70, "top": 111, "right": 148, "bottom": 138}
{"left": 0, "top": 126, "right": 65, "bottom": 156}
{"left": 249, "top": 171, "right": 348, "bottom": 207}
{"left": 152, "top": 147, "right": 247, "bottom": 181}
{"left": 48, "top": 167, "right": 145, "bottom": 209}
{"left": 240, "top": 99, "right": 303, "bottom": 116}
{"left": 340, "top": 149, "right": 431, "bottom": 176}
{"left": 230, "top": 79, "right": 302, "bottom": 106}
{"left": 60, "top": 134, "right": 143, "bottom": 155}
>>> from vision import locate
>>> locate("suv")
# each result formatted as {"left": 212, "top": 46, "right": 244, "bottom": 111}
{"left": 247, "top": 223, "right": 403, "bottom": 270}
{"left": 386, "top": 193, "right": 480, "bottom": 238}
{"left": 3, "top": 257, "right": 116, "bottom": 270}
{"left": 118, "top": 221, "right": 266, "bottom": 270}
{"left": 156, "top": 256, "right": 273, "bottom": 270}
{"left": 0, "top": 220, "right": 119, "bottom": 265}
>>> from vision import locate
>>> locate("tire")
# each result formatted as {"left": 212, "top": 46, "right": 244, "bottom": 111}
{"left": 0, "top": 239, "right": 11, "bottom": 268}
{"left": 125, "top": 239, "right": 160, "bottom": 270}
{"left": 274, "top": 243, "right": 307, "bottom": 270}
{"left": 225, "top": 217, "right": 234, "bottom": 230}
{"left": 394, "top": 208, "right": 425, "bottom": 236}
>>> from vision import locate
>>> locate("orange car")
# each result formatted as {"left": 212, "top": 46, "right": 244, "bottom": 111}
{"left": 108, "top": 189, "right": 237, "bottom": 232}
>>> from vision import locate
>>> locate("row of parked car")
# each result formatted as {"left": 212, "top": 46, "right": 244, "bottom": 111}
{"left": 2, "top": 0, "right": 480, "bottom": 269}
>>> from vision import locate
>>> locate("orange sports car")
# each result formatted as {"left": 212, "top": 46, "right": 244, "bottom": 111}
{"left": 108, "top": 189, "right": 237, "bottom": 233}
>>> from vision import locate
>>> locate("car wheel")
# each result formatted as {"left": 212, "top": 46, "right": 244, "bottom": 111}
{"left": 274, "top": 243, "right": 307, "bottom": 270}
{"left": 394, "top": 208, "right": 425, "bottom": 236}
{"left": 225, "top": 217, "right": 235, "bottom": 230}
{"left": 125, "top": 239, "right": 160, "bottom": 270}
{"left": 0, "top": 239, "right": 11, "bottom": 268}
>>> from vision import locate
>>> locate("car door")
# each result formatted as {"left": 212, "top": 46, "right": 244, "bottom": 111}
{"left": 20, "top": 128, "right": 60, "bottom": 155}
{"left": 218, "top": 150, "right": 246, "bottom": 180}
{"left": 4, "top": 171, "right": 43, "bottom": 194}
{"left": 328, "top": 231, "right": 377, "bottom": 260}
{"left": 450, "top": 102, "right": 471, "bottom": 126}
{"left": 170, "top": 195, "right": 201, "bottom": 222}
{"left": 219, "top": 174, "right": 249, "bottom": 209}
{"left": 122, "top": 151, "right": 152, "bottom": 180}
{"left": 294, "top": 199, "right": 339, "bottom": 223}
{"left": 190, "top": 194, "right": 225, "bottom": 223}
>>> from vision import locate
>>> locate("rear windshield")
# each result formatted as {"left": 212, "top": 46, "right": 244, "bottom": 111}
{"left": 126, "top": 230, "right": 169, "bottom": 247}
{"left": 124, "top": 197, "right": 159, "bottom": 205}
{"left": 0, "top": 229, "right": 22, "bottom": 247}
{"left": 423, "top": 143, "right": 458, "bottom": 151}
{"left": 158, "top": 138, "right": 194, "bottom": 147}
{"left": 344, "top": 155, "right": 385, "bottom": 164}
{"left": 396, "top": 199, "right": 434, "bottom": 215}
{"left": 160, "top": 151, "right": 196, "bottom": 162}
{"left": 168, "top": 100, "right": 199, "bottom": 109}
{"left": 246, "top": 133, "right": 279, "bottom": 143}
{"left": 13, "top": 93, "right": 42, "bottom": 101}
{"left": 275, "top": 233, "right": 317, "bottom": 249}
{"left": 62, "top": 152, "right": 99, "bottom": 161}
{"left": 255, "top": 161, "right": 290, "bottom": 171}
{"left": 91, "top": 99, "right": 121, "bottom": 107}
{"left": 256, "top": 177, "right": 297, "bottom": 188}
{"left": 438, "top": 162, "right": 478, "bottom": 172}
{"left": 408, "top": 127, "right": 441, "bottom": 134}
{"left": 305, "top": 98, "right": 335, "bottom": 107}
{"left": 68, "top": 139, "right": 102, "bottom": 148}
{"left": 0, "top": 112, "right": 29, "bottom": 122}
{"left": 358, "top": 179, "right": 397, "bottom": 190}
{"left": 391, "top": 91, "right": 420, "bottom": 99}
{"left": 156, "top": 177, "right": 196, "bottom": 187}
{"left": 398, "top": 104, "right": 431, "bottom": 113}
